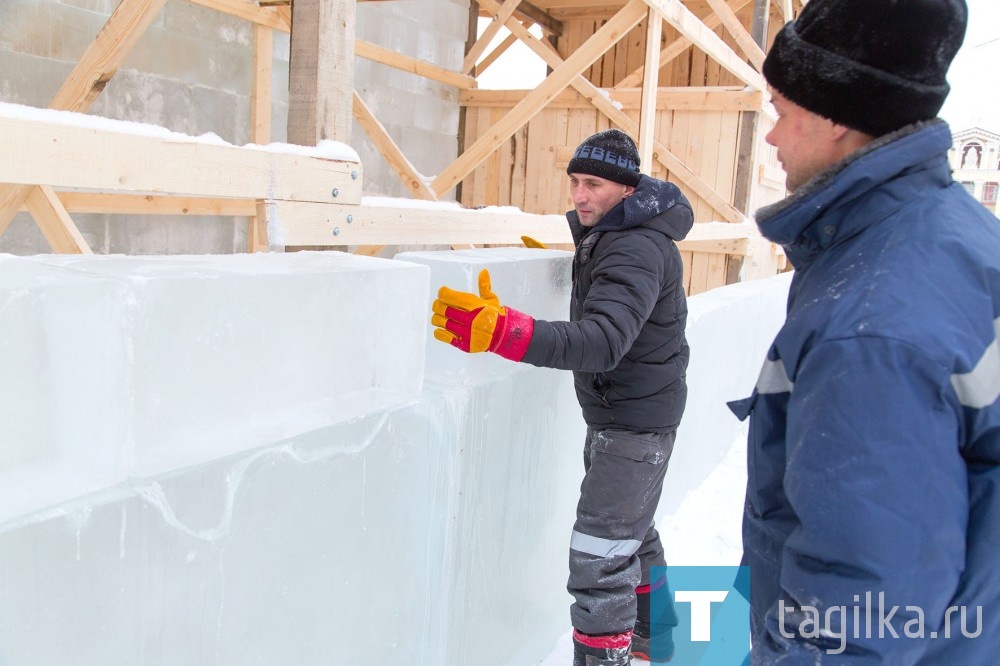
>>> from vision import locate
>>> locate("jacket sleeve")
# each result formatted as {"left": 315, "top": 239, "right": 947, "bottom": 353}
{"left": 521, "top": 232, "right": 667, "bottom": 372}
{"left": 754, "top": 336, "right": 968, "bottom": 663}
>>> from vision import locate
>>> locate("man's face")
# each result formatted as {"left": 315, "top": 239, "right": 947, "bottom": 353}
{"left": 765, "top": 89, "right": 846, "bottom": 193}
{"left": 568, "top": 173, "right": 635, "bottom": 227}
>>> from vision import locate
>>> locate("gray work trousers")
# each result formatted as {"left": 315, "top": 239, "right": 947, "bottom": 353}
{"left": 568, "top": 427, "right": 675, "bottom": 636}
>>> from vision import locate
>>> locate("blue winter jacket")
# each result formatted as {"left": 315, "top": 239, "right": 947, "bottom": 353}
{"left": 730, "top": 121, "right": 1000, "bottom": 663}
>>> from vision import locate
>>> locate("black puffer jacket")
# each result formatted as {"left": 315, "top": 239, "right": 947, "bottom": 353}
{"left": 522, "top": 175, "right": 692, "bottom": 432}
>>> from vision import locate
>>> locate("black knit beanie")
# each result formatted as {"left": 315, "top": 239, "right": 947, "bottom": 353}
{"left": 763, "top": 0, "right": 968, "bottom": 137}
{"left": 566, "top": 129, "right": 642, "bottom": 187}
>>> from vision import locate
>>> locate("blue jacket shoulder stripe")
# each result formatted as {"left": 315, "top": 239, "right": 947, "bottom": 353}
{"left": 951, "top": 318, "right": 1000, "bottom": 409}
{"left": 756, "top": 358, "right": 794, "bottom": 395}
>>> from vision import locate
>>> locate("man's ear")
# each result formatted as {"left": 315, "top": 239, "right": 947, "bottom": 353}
{"left": 623, "top": 185, "right": 636, "bottom": 198}
{"left": 832, "top": 122, "right": 875, "bottom": 154}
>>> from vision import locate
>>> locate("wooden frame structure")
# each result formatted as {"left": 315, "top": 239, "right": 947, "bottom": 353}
{"left": 0, "top": 0, "right": 796, "bottom": 292}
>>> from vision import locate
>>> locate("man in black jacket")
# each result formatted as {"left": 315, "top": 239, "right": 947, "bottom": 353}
{"left": 432, "top": 129, "right": 692, "bottom": 666}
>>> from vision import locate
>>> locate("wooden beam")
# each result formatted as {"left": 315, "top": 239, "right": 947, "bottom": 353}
{"left": 287, "top": 0, "right": 356, "bottom": 146}
{"left": 352, "top": 91, "right": 438, "bottom": 201}
{"left": 782, "top": 0, "right": 795, "bottom": 23}
{"left": 250, "top": 23, "right": 274, "bottom": 252}
{"left": 0, "top": 113, "right": 362, "bottom": 204}
{"left": 733, "top": 0, "right": 770, "bottom": 216}
{"left": 704, "top": 0, "right": 765, "bottom": 70}
{"left": 250, "top": 24, "right": 273, "bottom": 144}
{"left": 271, "top": 202, "right": 754, "bottom": 248}
{"left": 355, "top": 40, "right": 476, "bottom": 90}
{"left": 186, "top": 0, "right": 291, "bottom": 30}
{"left": 46, "top": 193, "right": 257, "bottom": 216}
{"left": 644, "top": 0, "right": 765, "bottom": 89}
{"left": 638, "top": 9, "right": 662, "bottom": 173}
{"left": 464, "top": 0, "right": 523, "bottom": 74}
{"left": 474, "top": 31, "right": 520, "bottom": 77}
{"left": 273, "top": 202, "right": 572, "bottom": 246}
{"left": 461, "top": 86, "right": 763, "bottom": 111}
{"left": 433, "top": 0, "right": 648, "bottom": 198}
{"left": 25, "top": 186, "right": 93, "bottom": 254}
{"left": 616, "top": 0, "right": 752, "bottom": 88}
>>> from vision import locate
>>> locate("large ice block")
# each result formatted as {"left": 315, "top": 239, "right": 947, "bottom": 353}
{"left": 396, "top": 247, "right": 573, "bottom": 384}
{"left": 0, "top": 357, "right": 585, "bottom": 666}
{"left": 658, "top": 272, "right": 792, "bottom": 517}
{"left": 0, "top": 256, "right": 130, "bottom": 523}
{"left": 0, "top": 252, "right": 429, "bottom": 520}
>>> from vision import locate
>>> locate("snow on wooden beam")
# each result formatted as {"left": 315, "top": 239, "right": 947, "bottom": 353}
{"left": 0, "top": 111, "right": 362, "bottom": 204}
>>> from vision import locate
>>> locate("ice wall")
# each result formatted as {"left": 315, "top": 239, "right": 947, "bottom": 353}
{"left": 0, "top": 249, "right": 791, "bottom": 666}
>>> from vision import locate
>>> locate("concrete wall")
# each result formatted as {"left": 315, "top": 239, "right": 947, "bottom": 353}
{"left": 0, "top": 0, "right": 468, "bottom": 255}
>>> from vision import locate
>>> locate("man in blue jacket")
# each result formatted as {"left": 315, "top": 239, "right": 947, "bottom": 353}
{"left": 432, "top": 129, "right": 691, "bottom": 665}
{"left": 730, "top": 0, "right": 1000, "bottom": 662}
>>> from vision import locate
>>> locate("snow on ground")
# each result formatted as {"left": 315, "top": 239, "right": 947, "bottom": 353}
{"left": 536, "top": 427, "right": 748, "bottom": 665}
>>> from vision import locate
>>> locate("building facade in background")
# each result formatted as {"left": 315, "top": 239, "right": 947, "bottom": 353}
{"left": 950, "top": 127, "right": 1000, "bottom": 215}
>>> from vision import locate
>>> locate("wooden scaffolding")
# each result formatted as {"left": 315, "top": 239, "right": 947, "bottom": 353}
{"left": 0, "top": 0, "right": 796, "bottom": 294}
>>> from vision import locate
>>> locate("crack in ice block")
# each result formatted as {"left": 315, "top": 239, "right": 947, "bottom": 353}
{"left": 395, "top": 247, "right": 573, "bottom": 385}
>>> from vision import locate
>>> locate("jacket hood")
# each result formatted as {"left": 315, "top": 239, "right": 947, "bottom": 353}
{"left": 754, "top": 120, "right": 954, "bottom": 267}
{"left": 567, "top": 174, "right": 693, "bottom": 244}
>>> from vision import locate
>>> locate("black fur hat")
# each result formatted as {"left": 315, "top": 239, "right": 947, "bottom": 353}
{"left": 567, "top": 129, "right": 642, "bottom": 187}
{"left": 763, "top": 0, "right": 968, "bottom": 137}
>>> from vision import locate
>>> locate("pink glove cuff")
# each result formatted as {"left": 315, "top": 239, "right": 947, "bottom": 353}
{"left": 489, "top": 307, "right": 534, "bottom": 362}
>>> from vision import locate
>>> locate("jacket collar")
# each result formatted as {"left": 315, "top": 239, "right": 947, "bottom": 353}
{"left": 567, "top": 175, "right": 693, "bottom": 244}
{"left": 754, "top": 121, "right": 954, "bottom": 268}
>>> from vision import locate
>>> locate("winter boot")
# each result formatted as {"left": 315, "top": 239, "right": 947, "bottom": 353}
{"left": 631, "top": 620, "right": 674, "bottom": 663}
{"left": 632, "top": 577, "right": 678, "bottom": 663}
{"left": 572, "top": 629, "right": 633, "bottom": 666}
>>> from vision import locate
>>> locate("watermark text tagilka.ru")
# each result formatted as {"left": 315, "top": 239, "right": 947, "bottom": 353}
{"left": 778, "top": 592, "right": 983, "bottom": 655}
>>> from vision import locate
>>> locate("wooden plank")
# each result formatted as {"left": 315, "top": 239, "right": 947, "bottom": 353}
{"left": 680, "top": 250, "right": 693, "bottom": 293}
{"left": 705, "top": 251, "right": 728, "bottom": 290}
{"left": 782, "top": 0, "right": 794, "bottom": 22}
{"left": 248, "top": 200, "right": 270, "bottom": 253}
{"left": 287, "top": 0, "right": 356, "bottom": 146}
{"left": 272, "top": 202, "right": 753, "bottom": 247}
{"left": 704, "top": 0, "right": 765, "bottom": 69}
{"left": 616, "top": 0, "right": 752, "bottom": 88}
{"left": 644, "top": 0, "right": 764, "bottom": 89}
{"left": 688, "top": 252, "right": 711, "bottom": 294}
{"left": 25, "top": 186, "right": 93, "bottom": 254}
{"left": 638, "top": 10, "right": 662, "bottom": 172}
{"left": 356, "top": 40, "right": 476, "bottom": 90}
{"left": 464, "top": 0, "right": 523, "bottom": 74}
{"left": 474, "top": 31, "right": 519, "bottom": 77}
{"left": 0, "top": 114, "right": 362, "bottom": 204}
{"left": 187, "top": 0, "right": 291, "bottom": 30}
{"left": 49, "top": 193, "right": 257, "bottom": 216}
{"left": 461, "top": 87, "right": 762, "bottom": 112}
{"left": 251, "top": 24, "right": 273, "bottom": 143}
{"left": 434, "top": 0, "right": 648, "bottom": 198}
{"left": 352, "top": 91, "right": 438, "bottom": 200}
{"left": 676, "top": 237, "right": 748, "bottom": 254}
{"left": 250, "top": 23, "right": 274, "bottom": 252}
{"left": 274, "top": 202, "right": 574, "bottom": 246}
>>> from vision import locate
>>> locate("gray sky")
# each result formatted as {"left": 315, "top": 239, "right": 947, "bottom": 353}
{"left": 940, "top": 0, "right": 1000, "bottom": 133}
{"left": 479, "top": 1, "right": 999, "bottom": 134}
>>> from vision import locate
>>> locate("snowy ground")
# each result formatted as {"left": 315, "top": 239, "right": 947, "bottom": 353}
{"left": 537, "top": 427, "right": 748, "bottom": 665}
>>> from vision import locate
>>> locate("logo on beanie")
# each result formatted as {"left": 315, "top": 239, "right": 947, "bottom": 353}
{"left": 572, "top": 144, "right": 639, "bottom": 173}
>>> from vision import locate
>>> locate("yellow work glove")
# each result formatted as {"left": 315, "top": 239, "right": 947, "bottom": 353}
{"left": 431, "top": 269, "right": 535, "bottom": 361}
{"left": 521, "top": 235, "right": 547, "bottom": 249}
